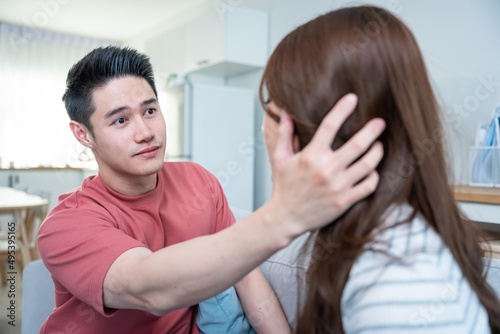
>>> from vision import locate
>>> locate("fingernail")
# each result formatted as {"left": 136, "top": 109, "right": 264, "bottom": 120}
{"left": 376, "top": 118, "right": 386, "bottom": 130}
{"left": 344, "top": 93, "right": 358, "bottom": 106}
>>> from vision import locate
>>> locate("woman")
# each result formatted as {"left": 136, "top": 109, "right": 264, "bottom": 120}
{"left": 260, "top": 5, "right": 500, "bottom": 333}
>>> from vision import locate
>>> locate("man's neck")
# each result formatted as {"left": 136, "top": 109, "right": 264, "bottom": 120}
{"left": 99, "top": 170, "right": 158, "bottom": 197}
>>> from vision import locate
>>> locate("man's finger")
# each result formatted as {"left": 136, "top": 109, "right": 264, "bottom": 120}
{"left": 305, "top": 93, "right": 358, "bottom": 154}
{"left": 340, "top": 141, "right": 384, "bottom": 186}
{"left": 341, "top": 171, "right": 380, "bottom": 209}
{"left": 335, "top": 118, "right": 386, "bottom": 167}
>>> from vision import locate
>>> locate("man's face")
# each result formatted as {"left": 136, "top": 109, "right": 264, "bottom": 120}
{"left": 88, "top": 75, "right": 166, "bottom": 180}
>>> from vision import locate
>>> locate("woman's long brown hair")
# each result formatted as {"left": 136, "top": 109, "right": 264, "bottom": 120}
{"left": 259, "top": 6, "right": 500, "bottom": 333}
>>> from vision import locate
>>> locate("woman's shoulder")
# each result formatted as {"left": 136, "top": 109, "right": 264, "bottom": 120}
{"left": 346, "top": 207, "right": 463, "bottom": 299}
{"left": 341, "top": 207, "right": 489, "bottom": 333}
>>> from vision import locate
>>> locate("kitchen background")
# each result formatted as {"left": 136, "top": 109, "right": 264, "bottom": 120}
{"left": 0, "top": 0, "right": 499, "bottom": 220}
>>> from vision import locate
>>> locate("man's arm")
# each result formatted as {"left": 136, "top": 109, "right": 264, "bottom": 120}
{"left": 234, "top": 268, "right": 291, "bottom": 333}
{"left": 103, "top": 208, "right": 301, "bottom": 316}
{"left": 103, "top": 93, "right": 386, "bottom": 316}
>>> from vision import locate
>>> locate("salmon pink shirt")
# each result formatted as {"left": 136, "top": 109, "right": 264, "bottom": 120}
{"left": 37, "top": 162, "right": 235, "bottom": 334}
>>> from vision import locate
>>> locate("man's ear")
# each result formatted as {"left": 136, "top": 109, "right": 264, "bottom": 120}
{"left": 69, "top": 121, "right": 96, "bottom": 149}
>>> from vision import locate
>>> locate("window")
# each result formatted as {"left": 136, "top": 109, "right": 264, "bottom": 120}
{"left": 0, "top": 23, "right": 114, "bottom": 169}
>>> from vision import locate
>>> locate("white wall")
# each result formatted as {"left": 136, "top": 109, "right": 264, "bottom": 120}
{"left": 390, "top": 0, "right": 500, "bottom": 185}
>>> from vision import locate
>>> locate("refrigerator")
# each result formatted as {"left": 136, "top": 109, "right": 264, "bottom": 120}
{"left": 161, "top": 83, "right": 255, "bottom": 212}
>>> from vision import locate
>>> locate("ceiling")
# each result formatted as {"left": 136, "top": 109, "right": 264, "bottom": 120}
{"left": 0, "top": 0, "right": 211, "bottom": 42}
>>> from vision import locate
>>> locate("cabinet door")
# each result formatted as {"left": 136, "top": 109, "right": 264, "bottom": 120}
{"left": 191, "top": 85, "right": 255, "bottom": 211}
{"left": 184, "top": 9, "right": 225, "bottom": 73}
{"left": 184, "top": 7, "right": 268, "bottom": 75}
{"left": 146, "top": 25, "right": 187, "bottom": 79}
{"left": 224, "top": 7, "right": 268, "bottom": 67}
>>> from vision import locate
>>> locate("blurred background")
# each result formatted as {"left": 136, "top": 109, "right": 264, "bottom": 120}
{"left": 0, "top": 0, "right": 499, "bottom": 213}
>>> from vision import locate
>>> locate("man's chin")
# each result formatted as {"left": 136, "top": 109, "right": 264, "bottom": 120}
{"left": 124, "top": 157, "right": 164, "bottom": 177}
{"left": 141, "top": 159, "right": 164, "bottom": 175}
{"left": 151, "top": 160, "right": 165, "bottom": 174}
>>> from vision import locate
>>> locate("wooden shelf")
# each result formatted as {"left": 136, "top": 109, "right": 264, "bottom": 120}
{"left": 482, "top": 239, "right": 500, "bottom": 260}
{"left": 453, "top": 185, "right": 500, "bottom": 205}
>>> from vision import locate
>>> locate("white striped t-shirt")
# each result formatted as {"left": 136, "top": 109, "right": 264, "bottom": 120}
{"left": 341, "top": 205, "right": 490, "bottom": 334}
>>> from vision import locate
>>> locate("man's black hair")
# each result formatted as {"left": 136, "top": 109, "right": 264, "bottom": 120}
{"left": 62, "top": 46, "right": 158, "bottom": 136}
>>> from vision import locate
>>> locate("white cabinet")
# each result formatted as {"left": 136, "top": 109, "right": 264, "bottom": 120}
{"left": 184, "top": 7, "right": 268, "bottom": 77}
{"left": 145, "top": 25, "right": 186, "bottom": 85}
{"left": 143, "top": 7, "right": 268, "bottom": 79}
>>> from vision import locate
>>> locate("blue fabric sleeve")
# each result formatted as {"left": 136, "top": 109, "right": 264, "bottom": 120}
{"left": 197, "top": 286, "right": 255, "bottom": 334}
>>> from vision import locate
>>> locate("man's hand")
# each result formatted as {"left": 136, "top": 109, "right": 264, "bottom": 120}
{"left": 263, "top": 93, "right": 385, "bottom": 239}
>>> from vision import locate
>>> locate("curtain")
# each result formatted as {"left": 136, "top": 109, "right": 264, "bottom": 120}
{"left": 0, "top": 23, "right": 115, "bottom": 168}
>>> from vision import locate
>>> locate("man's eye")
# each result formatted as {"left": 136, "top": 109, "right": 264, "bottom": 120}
{"left": 114, "top": 118, "right": 125, "bottom": 125}
{"left": 145, "top": 109, "right": 155, "bottom": 115}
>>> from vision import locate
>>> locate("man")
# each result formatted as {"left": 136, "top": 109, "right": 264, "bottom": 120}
{"left": 37, "top": 46, "right": 385, "bottom": 333}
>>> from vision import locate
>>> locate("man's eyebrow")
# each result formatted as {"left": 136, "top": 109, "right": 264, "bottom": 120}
{"left": 104, "top": 106, "right": 126, "bottom": 120}
{"left": 104, "top": 98, "right": 158, "bottom": 120}
{"left": 141, "top": 98, "right": 158, "bottom": 106}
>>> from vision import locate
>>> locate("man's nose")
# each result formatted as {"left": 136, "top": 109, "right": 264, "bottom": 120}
{"left": 134, "top": 118, "right": 154, "bottom": 143}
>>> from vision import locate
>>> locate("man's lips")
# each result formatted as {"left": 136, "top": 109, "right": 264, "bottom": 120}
{"left": 134, "top": 145, "right": 161, "bottom": 157}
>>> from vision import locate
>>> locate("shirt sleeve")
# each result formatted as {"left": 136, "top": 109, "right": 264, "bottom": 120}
{"left": 38, "top": 204, "right": 145, "bottom": 317}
